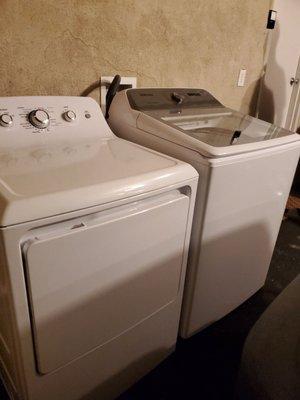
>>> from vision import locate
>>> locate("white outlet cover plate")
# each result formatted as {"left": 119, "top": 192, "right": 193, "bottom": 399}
{"left": 100, "top": 76, "right": 137, "bottom": 113}
{"left": 237, "top": 69, "right": 247, "bottom": 87}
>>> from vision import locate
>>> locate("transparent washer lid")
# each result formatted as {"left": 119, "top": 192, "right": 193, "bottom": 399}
{"left": 161, "top": 109, "right": 292, "bottom": 147}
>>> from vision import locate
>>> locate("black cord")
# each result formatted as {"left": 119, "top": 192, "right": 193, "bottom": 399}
{"left": 105, "top": 75, "right": 121, "bottom": 119}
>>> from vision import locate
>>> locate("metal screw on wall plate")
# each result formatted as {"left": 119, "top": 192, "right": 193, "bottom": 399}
{"left": 290, "top": 77, "right": 299, "bottom": 85}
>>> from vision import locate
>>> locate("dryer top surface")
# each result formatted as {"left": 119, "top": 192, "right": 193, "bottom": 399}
{"left": 0, "top": 96, "right": 197, "bottom": 226}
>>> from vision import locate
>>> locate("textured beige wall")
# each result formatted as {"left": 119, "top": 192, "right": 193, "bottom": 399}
{"left": 0, "top": 0, "right": 270, "bottom": 113}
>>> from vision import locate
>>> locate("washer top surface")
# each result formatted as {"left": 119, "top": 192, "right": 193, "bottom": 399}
{"left": 123, "top": 89, "right": 300, "bottom": 157}
{"left": 0, "top": 96, "right": 196, "bottom": 226}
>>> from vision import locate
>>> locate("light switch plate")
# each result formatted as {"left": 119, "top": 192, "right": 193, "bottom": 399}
{"left": 100, "top": 76, "right": 137, "bottom": 114}
{"left": 237, "top": 69, "right": 247, "bottom": 87}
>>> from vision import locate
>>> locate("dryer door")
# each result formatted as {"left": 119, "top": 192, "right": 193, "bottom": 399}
{"left": 22, "top": 190, "right": 190, "bottom": 374}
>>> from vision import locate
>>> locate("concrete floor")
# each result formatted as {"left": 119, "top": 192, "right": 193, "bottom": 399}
{"left": 1, "top": 212, "right": 299, "bottom": 400}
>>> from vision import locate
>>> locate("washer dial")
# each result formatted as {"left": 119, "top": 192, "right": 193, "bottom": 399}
{"left": 0, "top": 113, "right": 13, "bottom": 127}
{"left": 28, "top": 109, "right": 50, "bottom": 129}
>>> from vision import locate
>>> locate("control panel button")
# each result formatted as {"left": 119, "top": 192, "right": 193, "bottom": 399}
{"left": 0, "top": 113, "right": 13, "bottom": 127}
{"left": 64, "top": 110, "right": 76, "bottom": 122}
{"left": 28, "top": 109, "right": 50, "bottom": 129}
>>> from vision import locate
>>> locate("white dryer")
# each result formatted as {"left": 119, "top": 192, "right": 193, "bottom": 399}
{"left": 108, "top": 88, "right": 300, "bottom": 338}
{"left": 0, "top": 96, "right": 198, "bottom": 400}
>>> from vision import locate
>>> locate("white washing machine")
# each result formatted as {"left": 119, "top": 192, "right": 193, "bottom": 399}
{"left": 108, "top": 88, "right": 300, "bottom": 338}
{"left": 0, "top": 96, "right": 198, "bottom": 400}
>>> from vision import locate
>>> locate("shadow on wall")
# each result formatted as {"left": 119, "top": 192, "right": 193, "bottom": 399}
{"left": 243, "top": 77, "right": 267, "bottom": 118}
{"left": 247, "top": 22, "right": 285, "bottom": 124}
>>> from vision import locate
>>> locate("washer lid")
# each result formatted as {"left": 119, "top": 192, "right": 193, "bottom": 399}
{"left": 127, "top": 89, "right": 300, "bottom": 157}
{"left": 0, "top": 137, "right": 196, "bottom": 226}
{"left": 160, "top": 109, "right": 293, "bottom": 147}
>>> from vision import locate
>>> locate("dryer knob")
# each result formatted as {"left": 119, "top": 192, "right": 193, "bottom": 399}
{"left": 28, "top": 109, "right": 50, "bottom": 129}
{"left": 63, "top": 110, "right": 77, "bottom": 122}
{"left": 0, "top": 113, "right": 13, "bottom": 127}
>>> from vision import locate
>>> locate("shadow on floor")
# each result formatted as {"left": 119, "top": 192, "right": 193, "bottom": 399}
{"left": 118, "top": 211, "right": 300, "bottom": 400}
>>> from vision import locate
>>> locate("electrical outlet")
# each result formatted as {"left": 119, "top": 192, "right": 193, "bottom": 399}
{"left": 237, "top": 69, "right": 247, "bottom": 87}
{"left": 100, "top": 76, "right": 137, "bottom": 114}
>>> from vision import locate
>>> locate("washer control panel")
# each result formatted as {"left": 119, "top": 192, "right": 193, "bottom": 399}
{"left": 0, "top": 96, "right": 113, "bottom": 149}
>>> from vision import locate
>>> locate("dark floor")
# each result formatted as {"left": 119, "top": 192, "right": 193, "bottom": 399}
{"left": 1, "top": 212, "right": 299, "bottom": 400}
{"left": 118, "top": 210, "right": 300, "bottom": 400}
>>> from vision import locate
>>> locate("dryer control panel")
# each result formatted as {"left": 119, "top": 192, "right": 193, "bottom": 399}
{"left": 0, "top": 96, "right": 113, "bottom": 150}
